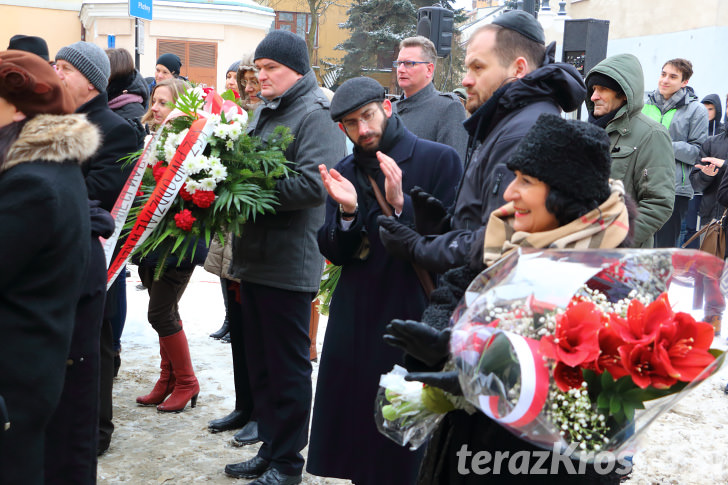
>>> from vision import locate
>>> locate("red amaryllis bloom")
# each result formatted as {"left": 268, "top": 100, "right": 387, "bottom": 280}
{"left": 592, "top": 321, "right": 629, "bottom": 379}
{"left": 174, "top": 209, "right": 196, "bottom": 231}
{"left": 618, "top": 342, "right": 675, "bottom": 389}
{"left": 652, "top": 312, "right": 715, "bottom": 383}
{"left": 553, "top": 361, "right": 585, "bottom": 391}
{"left": 611, "top": 293, "right": 671, "bottom": 344}
{"left": 152, "top": 161, "right": 167, "bottom": 183}
{"left": 192, "top": 189, "right": 215, "bottom": 208}
{"left": 179, "top": 184, "right": 193, "bottom": 201}
{"left": 539, "top": 301, "right": 601, "bottom": 368}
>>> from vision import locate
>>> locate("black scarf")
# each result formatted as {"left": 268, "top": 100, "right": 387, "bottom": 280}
{"left": 351, "top": 113, "right": 405, "bottom": 208}
{"left": 588, "top": 107, "right": 620, "bottom": 128}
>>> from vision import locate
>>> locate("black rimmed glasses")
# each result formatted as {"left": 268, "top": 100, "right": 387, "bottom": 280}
{"left": 392, "top": 60, "right": 430, "bottom": 69}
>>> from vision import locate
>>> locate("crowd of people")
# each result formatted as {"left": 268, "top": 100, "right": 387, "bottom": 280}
{"left": 0, "top": 8, "right": 726, "bottom": 485}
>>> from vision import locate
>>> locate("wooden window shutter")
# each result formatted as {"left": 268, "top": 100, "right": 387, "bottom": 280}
{"left": 157, "top": 39, "right": 217, "bottom": 87}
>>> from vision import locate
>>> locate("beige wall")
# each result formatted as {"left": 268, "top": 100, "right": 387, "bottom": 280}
{"left": 568, "top": 0, "right": 728, "bottom": 38}
{"left": 0, "top": 5, "right": 82, "bottom": 59}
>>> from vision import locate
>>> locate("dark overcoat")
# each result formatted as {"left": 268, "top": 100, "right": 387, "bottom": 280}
{"left": 307, "top": 127, "right": 462, "bottom": 485}
{"left": 0, "top": 114, "right": 96, "bottom": 484}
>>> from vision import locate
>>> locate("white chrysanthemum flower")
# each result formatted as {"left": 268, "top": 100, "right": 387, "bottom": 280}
{"left": 210, "top": 164, "right": 228, "bottom": 182}
{"left": 185, "top": 179, "right": 201, "bottom": 194}
{"left": 231, "top": 111, "right": 248, "bottom": 127}
{"left": 191, "top": 85, "right": 205, "bottom": 100}
{"left": 228, "top": 124, "right": 242, "bottom": 140}
{"left": 184, "top": 156, "right": 204, "bottom": 175}
{"left": 197, "top": 155, "right": 212, "bottom": 172}
{"left": 213, "top": 123, "right": 228, "bottom": 139}
{"left": 208, "top": 156, "right": 221, "bottom": 167}
{"left": 200, "top": 177, "right": 217, "bottom": 191}
{"left": 225, "top": 139, "right": 234, "bottom": 150}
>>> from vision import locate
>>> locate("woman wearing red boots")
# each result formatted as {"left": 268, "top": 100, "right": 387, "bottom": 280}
{"left": 135, "top": 78, "right": 206, "bottom": 412}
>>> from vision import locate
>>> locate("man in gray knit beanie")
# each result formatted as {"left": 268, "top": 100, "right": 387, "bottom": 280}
{"left": 55, "top": 41, "right": 110, "bottom": 93}
{"left": 53, "top": 38, "right": 138, "bottom": 462}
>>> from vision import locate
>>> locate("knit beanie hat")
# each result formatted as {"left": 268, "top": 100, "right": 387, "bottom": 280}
{"left": 156, "top": 53, "right": 181, "bottom": 76}
{"left": 227, "top": 60, "right": 241, "bottom": 74}
{"left": 330, "top": 77, "right": 385, "bottom": 121}
{"left": 492, "top": 10, "right": 545, "bottom": 45}
{"left": 586, "top": 72, "right": 624, "bottom": 97}
{"left": 506, "top": 113, "right": 612, "bottom": 204}
{"left": 0, "top": 50, "right": 75, "bottom": 115}
{"left": 8, "top": 35, "right": 50, "bottom": 62}
{"left": 56, "top": 41, "right": 110, "bottom": 92}
{"left": 254, "top": 30, "right": 310, "bottom": 75}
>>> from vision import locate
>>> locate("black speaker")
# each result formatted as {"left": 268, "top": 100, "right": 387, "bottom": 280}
{"left": 562, "top": 18, "right": 610, "bottom": 77}
{"left": 417, "top": 7, "right": 454, "bottom": 58}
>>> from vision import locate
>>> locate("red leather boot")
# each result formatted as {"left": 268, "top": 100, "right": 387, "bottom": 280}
{"left": 157, "top": 329, "right": 200, "bottom": 412}
{"left": 136, "top": 338, "right": 175, "bottom": 405}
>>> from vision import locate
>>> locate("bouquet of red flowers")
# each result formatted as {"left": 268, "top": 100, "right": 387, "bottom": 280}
{"left": 449, "top": 248, "right": 725, "bottom": 459}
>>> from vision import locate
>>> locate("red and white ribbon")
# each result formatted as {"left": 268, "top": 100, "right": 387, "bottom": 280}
{"left": 478, "top": 331, "right": 550, "bottom": 428}
{"left": 106, "top": 116, "right": 215, "bottom": 288}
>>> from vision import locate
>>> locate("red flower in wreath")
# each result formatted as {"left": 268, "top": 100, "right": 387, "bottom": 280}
{"left": 152, "top": 161, "right": 167, "bottom": 183}
{"left": 192, "top": 189, "right": 215, "bottom": 208}
{"left": 174, "top": 209, "right": 196, "bottom": 231}
{"left": 179, "top": 184, "right": 193, "bottom": 201}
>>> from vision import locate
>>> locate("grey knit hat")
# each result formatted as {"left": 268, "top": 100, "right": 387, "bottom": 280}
{"left": 254, "top": 30, "right": 309, "bottom": 75}
{"left": 56, "top": 41, "right": 110, "bottom": 92}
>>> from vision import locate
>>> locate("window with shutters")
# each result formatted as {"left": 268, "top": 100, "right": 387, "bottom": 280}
{"left": 157, "top": 40, "right": 218, "bottom": 87}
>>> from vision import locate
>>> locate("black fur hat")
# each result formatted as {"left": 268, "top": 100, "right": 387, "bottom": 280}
{"left": 506, "top": 113, "right": 612, "bottom": 204}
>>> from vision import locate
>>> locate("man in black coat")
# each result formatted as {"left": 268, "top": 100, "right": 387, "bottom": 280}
{"left": 50, "top": 41, "right": 137, "bottom": 462}
{"left": 378, "top": 10, "right": 586, "bottom": 275}
{"left": 307, "top": 77, "right": 462, "bottom": 485}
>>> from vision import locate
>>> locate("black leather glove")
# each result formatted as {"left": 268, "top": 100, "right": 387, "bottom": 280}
{"left": 411, "top": 186, "right": 451, "bottom": 236}
{"left": 377, "top": 216, "right": 422, "bottom": 263}
{"left": 384, "top": 319, "right": 450, "bottom": 367}
{"left": 405, "top": 370, "right": 463, "bottom": 396}
{"left": 0, "top": 395, "right": 8, "bottom": 433}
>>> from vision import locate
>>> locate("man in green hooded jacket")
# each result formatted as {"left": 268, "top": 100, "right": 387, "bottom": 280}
{"left": 586, "top": 53, "right": 675, "bottom": 247}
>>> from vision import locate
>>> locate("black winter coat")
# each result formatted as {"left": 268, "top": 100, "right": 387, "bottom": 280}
{"left": 0, "top": 114, "right": 97, "bottom": 484}
{"left": 307, "top": 128, "right": 462, "bottom": 485}
{"left": 108, "top": 70, "right": 149, "bottom": 149}
{"left": 412, "top": 60, "right": 586, "bottom": 274}
{"left": 77, "top": 93, "right": 138, "bottom": 211}
{"left": 694, "top": 129, "right": 728, "bottom": 221}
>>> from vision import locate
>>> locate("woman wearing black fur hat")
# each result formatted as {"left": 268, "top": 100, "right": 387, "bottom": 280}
{"left": 384, "top": 113, "right": 636, "bottom": 484}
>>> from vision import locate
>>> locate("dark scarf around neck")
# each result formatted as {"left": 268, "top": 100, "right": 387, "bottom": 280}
{"left": 351, "top": 112, "right": 405, "bottom": 207}
{"left": 588, "top": 107, "right": 621, "bottom": 128}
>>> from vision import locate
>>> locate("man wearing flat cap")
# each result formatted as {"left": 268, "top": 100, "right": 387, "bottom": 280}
{"left": 586, "top": 54, "right": 675, "bottom": 248}
{"left": 224, "top": 29, "right": 346, "bottom": 485}
{"left": 305, "top": 76, "right": 462, "bottom": 484}
{"left": 379, "top": 10, "right": 586, "bottom": 275}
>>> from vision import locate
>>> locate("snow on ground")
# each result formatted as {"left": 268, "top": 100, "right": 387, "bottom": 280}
{"left": 98, "top": 267, "right": 728, "bottom": 484}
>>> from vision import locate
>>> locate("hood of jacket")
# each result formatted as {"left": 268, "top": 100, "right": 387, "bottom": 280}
{"left": 585, "top": 53, "right": 644, "bottom": 122}
{"left": 701, "top": 93, "right": 723, "bottom": 134}
{"left": 4, "top": 114, "right": 100, "bottom": 173}
{"left": 464, "top": 62, "right": 586, "bottom": 141}
{"left": 108, "top": 70, "right": 150, "bottom": 109}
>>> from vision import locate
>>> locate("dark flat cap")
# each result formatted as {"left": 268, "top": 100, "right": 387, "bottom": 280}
{"left": 492, "top": 10, "right": 545, "bottom": 45}
{"left": 8, "top": 34, "right": 49, "bottom": 61}
{"left": 330, "top": 77, "right": 385, "bottom": 121}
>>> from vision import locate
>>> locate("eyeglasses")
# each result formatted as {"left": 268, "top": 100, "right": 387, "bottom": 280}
{"left": 392, "top": 60, "right": 430, "bottom": 69}
{"left": 341, "top": 108, "right": 378, "bottom": 132}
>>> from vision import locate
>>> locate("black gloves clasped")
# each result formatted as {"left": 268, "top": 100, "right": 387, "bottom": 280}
{"left": 405, "top": 370, "right": 463, "bottom": 396}
{"left": 384, "top": 319, "right": 451, "bottom": 367}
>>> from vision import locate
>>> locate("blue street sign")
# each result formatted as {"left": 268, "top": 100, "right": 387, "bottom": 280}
{"left": 129, "top": 0, "right": 152, "bottom": 21}
{"left": 107, "top": 35, "right": 115, "bottom": 48}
